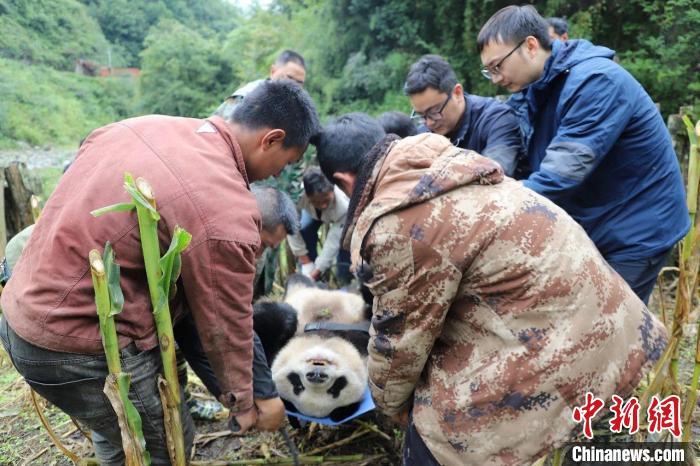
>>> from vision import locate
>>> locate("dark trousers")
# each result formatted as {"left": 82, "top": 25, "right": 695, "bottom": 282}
{"left": 0, "top": 317, "right": 195, "bottom": 465}
{"left": 608, "top": 249, "right": 671, "bottom": 305}
{"left": 174, "top": 311, "right": 277, "bottom": 400}
{"left": 300, "top": 211, "right": 352, "bottom": 284}
{"left": 403, "top": 416, "right": 441, "bottom": 465}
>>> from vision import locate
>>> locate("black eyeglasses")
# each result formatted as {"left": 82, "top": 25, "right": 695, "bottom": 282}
{"left": 410, "top": 93, "right": 452, "bottom": 123}
{"left": 481, "top": 39, "right": 525, "bottom": 80}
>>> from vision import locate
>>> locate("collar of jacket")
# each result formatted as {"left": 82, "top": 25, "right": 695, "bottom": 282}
{"left": 448, "top": 94, "right": 471, "bottom": 147}
{"left": 347, "top": 133, "right": 504, "bottom": 269}
{"left": 206, "top": 115, "right": 251, "bottom": 188}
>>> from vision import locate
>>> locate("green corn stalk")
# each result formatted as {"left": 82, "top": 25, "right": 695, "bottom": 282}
{"left": 92, "top": 173, "right": 191, "bottom": 466}
{"left": 669, "top": 117, "right": 700, "bottom": 386}
{"left": 90, "top": 244, "right": 150, "bottom": 465}
{"left": 681, "top": 118, "right": 700, "bottom": 441}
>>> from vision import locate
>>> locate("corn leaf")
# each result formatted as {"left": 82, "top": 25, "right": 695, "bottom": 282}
{"left": 159, "top": 227, "right": 192, "bottom": 298}
{"left": 117, "top": 373, "right": 150, "bottom": 465}
{"left": 91, "top": 202, "right": 135, "bottom": 217}
{"left": 124, "top": 173, "right": 160, "bottom": 221}
{"left": 102, "top": 243, "right": 124, "bottom": 317}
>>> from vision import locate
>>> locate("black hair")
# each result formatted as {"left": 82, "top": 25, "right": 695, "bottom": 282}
{"left": 404, "top": 54, "right": 458, "bottom": 95}
{"left": 275, "top": 49, "right": 306, "bottom": 69}
{"left": 547, "top": 17, "right": 568, "bottom": 36}
{"left": 477, "top": 5, "right": 552, "bottom": 53}
{"left": 378, "top": 111, "right": 418, "bottom": 138}
{"left": 232, "top": 79, "right": 319, "bottom": 149}
{"left": 302, "top": 167, "right": 334, "bottom": 196}
{"left": 313, "top": 112, "right": 386, "bottom": 182}
{"left": 251, "top": 184, "right": 299, "bottom": 235}
{"left": 340, "top": 134, "right": 399, "bottom": 248}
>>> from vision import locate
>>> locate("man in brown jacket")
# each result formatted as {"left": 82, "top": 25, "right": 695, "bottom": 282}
{"left": 0, "top": 80, "right": 318, "bottom": 464}
{"left": 314, "top": 113, "right": 668, "bottom": 465}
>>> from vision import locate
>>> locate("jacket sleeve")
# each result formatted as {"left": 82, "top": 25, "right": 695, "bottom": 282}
{"left": 286, "top": 230, "right": 308, "bottom": 257}
{"left": 314, "top": 221, "right": 342, "bottom": 272}
{"left": 180, "top": 238, "right": 257, "bottom": 413}
{"left": 363, "top": 232, "right": 462, "bottom": 416}
{"left": 524, "top": 73, "right": 634, "bottom": 201}
{"left": 481, "top": 105, "right": 522, "bottom": 177}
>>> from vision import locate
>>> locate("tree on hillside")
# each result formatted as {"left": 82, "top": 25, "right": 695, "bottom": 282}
{"left": 0, "top": 0, "right": 111, "bottom": 69}
{"left": 140, "top": 19, "right": 232, "bottom": 117}
{"left": 80, "top": 0, "right": 241, "bottom": 67}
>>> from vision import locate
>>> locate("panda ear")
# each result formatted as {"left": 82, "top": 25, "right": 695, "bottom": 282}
{"left": 253, "top": 301, "right": 298, "bottom": 362}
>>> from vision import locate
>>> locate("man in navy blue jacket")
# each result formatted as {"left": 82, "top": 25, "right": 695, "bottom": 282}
{"left": 404, "top": 54, "right": 524, "bottom": 177}
{"left": 477, "top": 5, "right": 689, "bottom": 303}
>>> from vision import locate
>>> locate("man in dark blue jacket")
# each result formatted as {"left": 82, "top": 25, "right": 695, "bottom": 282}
{"left": 477, "top": 5, "right": 690, "bottom": 303}
{"left": 404, "top": 54, "right": 523, "bottom": 176}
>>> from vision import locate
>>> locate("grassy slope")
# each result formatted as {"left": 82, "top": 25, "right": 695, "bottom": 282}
{"left": 0, "top": 58, "right": 138, "bottom": 150}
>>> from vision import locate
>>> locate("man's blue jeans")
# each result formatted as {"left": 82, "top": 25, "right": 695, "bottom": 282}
{"left": 608, "top": 249, "right": 671, "bottom": 305}
{"left": 300, "top": 210, "right": 352, "bottom": 284}
{"left": 0, "top": 317, "right": 195, "bottom": 465}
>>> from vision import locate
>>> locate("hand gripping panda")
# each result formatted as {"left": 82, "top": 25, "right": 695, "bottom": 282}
{"left": 253, "top": 274, "right": 371, "bottom": 422}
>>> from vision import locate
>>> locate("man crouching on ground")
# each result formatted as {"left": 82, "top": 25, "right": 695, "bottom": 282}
{"left": 313, "top": 113, "right": 667, "bottom": 466}
{"left": 0, "top": 80, "right": 318, "bottom": 465}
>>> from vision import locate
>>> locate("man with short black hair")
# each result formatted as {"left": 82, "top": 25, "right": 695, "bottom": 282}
{"left": 214, "top": 49, "right": 307, "bottom": 121}
{"left": 404, "top": 54, "right": 523, "bottom": 176}
{"left": 477, "top": 4, "right": 689, "bottom": 303}
{"left": 313, "top": 112, "right": 667, "bottom": 466}
{"left": 546, "top": 17, "right": 569, "bottom": 41}
{"left": 0, "top": 79, "right": 318, "bottom": 464}
{"left": 287, "top": 167, "right": 350, "bottom": 283}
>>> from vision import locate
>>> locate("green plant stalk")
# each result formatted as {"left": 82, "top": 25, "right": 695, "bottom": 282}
{"left": 125, "top": 175, "right": 186, "bottom": 465}
{"left": 90, "top": 249, "right": 121, "bottom": 375}
{"left": 90, "top": 247, "right": 150, "bottom": 465}
{"left": 681, "top": 120, "right": 700, "bottom": 441}
{"left": 668, "top": 118, "right": 700, "bottom": 383}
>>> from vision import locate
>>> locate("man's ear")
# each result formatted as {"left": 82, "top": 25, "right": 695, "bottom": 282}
{"left": 261, "top": 129, "right": 286, "bottom": 150}
{"left": 269, "top": 63, "right": 278, "bottom": 77}
{"left": 453, "top": 83, "right": 464, "bottom": 98}
{"left": 333, "top": 171, "right": 356, "bottom": 197}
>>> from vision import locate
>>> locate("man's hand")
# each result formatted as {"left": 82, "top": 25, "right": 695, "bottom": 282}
{"left": 254, "top": 397, "right": 286, "bottom": 431}
{"left": 390, "top": 406, "right": 410, "bottom": 428}
{"left": 310, "top": 269, "right": 322, "bottom": 281}
{"left": 229, "top": 406, "right": 257, "bottom": 435}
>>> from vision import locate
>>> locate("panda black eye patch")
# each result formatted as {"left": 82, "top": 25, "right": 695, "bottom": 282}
{"left": 287, "top": 373, "right": 305, "bottom": 395}
{"left": 326, "top": 376, "right": 348, "bottom": 399}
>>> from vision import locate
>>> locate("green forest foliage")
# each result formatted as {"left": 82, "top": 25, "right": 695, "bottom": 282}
{"left": 0, "top": 0, "right": 698, "bottom": 148}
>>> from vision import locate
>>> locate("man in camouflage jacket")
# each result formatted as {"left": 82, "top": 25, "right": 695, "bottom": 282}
{"left": 313, "top": 113, "right": 668, "bottom": 466}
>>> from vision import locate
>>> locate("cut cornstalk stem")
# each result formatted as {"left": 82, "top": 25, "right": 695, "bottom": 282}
{"left": 91, "top": 246, "right": 150, "bottom": 465}
{"left": 125, "top": 174, "right": 187, "bottom": 466}
{"left": 90, "top": 249, "right": 121, "bottom": 375}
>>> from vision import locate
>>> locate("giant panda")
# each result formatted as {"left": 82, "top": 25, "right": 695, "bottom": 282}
{"left": 253, "top": 274, "right": 371, "bottom": 421}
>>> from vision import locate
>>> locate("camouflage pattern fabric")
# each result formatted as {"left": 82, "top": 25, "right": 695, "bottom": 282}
{"left": 348, "top": 133, "right": 668, "bottom": 465}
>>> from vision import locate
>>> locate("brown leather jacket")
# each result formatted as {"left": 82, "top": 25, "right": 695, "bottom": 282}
{"left": 1, "top": 115, "right": 260, "bottom": 413}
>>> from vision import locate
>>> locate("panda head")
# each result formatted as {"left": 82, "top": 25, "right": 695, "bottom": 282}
{"left": 271, "top": 333, "right": 367, "bottom": 418}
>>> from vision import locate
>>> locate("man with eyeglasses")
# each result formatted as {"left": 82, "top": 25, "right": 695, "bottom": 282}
{"left": 477, "top": 5, "right": 689, "bottom": 304}
{"left": 404, "top": 54, "right": 523, "bottom": 176}
{"left": 214, "top": 49, "right": 307, "bottom": 121}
